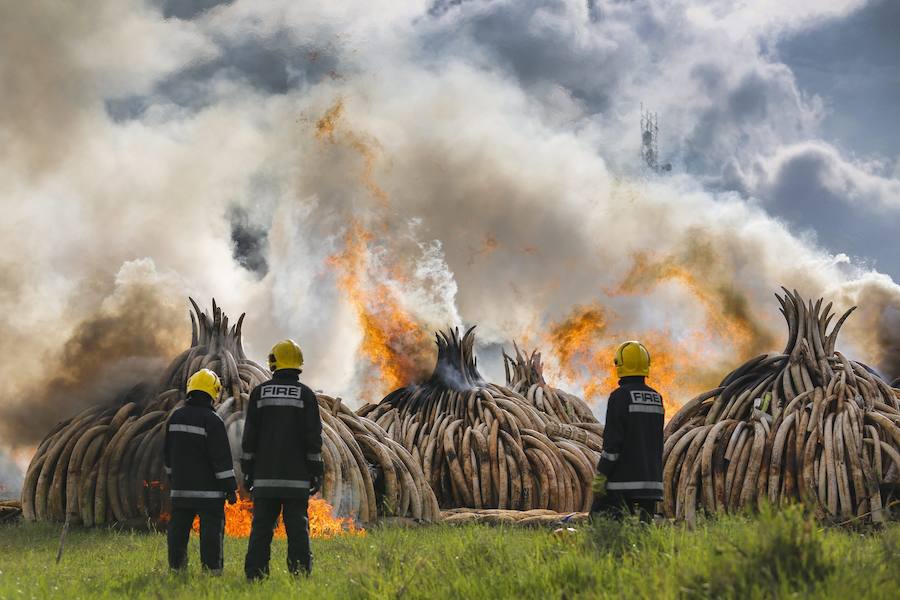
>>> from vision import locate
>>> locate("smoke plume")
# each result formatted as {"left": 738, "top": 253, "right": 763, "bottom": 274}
{"left": 1, "top": 0, "right": 899, "bottom": 483}
{"left": 0, "top": 260, "right": 188, "bottom": 446}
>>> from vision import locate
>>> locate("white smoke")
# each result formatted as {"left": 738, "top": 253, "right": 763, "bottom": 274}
{"left": 1, "top": 0, "right": 898, "bottom": 470}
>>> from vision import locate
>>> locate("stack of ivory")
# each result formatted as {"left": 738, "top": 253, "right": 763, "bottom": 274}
{"left": 503, "top": 344, "right": 604, "bottom": 440}
{"left": 440, "top": 507, "right": 590, "bottom": 526}
{"left": 664, "top": 289, "right": 900, "bottom": 524}
{"left": 358, "top": 327, "right": 603, "bottom": 513}
{"left": 21, "top": 299, "right": 437, "bottom": 526}
{"left": 217, "top": 392, "right": 440, "bottom": 523}
{"left": 20, "top": 300, "right": 274, "bottom": 527}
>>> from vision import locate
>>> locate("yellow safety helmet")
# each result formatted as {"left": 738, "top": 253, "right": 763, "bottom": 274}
{"left": 269, "top": 339, "right": 304, "bottom": 372}
{"left": 186, "top": 368, "right": 222, "bottom": 399}
{"left": 614, "top": 341, "right": 651, "bottom": 378}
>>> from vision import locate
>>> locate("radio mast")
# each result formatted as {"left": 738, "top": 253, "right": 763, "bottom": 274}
{"left": 640, "top": 104, "right": 671, "bottom": 173}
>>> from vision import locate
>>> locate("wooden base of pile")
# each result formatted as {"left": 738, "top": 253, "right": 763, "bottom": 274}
{"left": 440, "top": 508, "right": 589, "bottom": 526}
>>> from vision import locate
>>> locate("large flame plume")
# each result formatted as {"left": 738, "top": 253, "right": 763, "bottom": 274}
{"left": 326, "top": 222, "right": 433, "bottom": 399}
{"left": 317, "top": 100, "right": 438, "bottom": 399}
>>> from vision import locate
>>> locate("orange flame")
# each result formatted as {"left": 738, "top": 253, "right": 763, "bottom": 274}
{"left": 543, "top": 248, "right": 776, "bottom": 416}
{"left": 315, "top": 101, "right": 433, "bottom": 398}
{"left": 327, "top": 221, "right": 432, "bottom": 398}
{"left": 545, "top": 304, "right": 690, "bottom": 416}
{"left": 189, "top": 497, "right": 364, "bottom": 539}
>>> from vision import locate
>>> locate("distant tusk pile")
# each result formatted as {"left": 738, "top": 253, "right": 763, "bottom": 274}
{"left": 664, "top": 289, "right": 900, "bottom": 524}
{"left": 21, "top": 299, "right": 437, "bottom": 527}
{"left": 504, "top": 343, "right": 602, "bottom": 428}
{"left": 359, "top": 328, "right": 603, "bottom": 513}
{"left": 440, "top": 507, "right": 590, "bottom": 526}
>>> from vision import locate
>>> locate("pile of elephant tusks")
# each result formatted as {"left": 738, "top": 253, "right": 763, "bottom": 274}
{"left": 664, "top": 289, "right": 900, "bottom": 524}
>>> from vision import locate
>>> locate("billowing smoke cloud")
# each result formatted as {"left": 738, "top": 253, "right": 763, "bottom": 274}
{"left": 0, "top": 259, "right": 188, "bottom": 446}
{"left": 1, "top": 0, "right": 899, "bottom": 482}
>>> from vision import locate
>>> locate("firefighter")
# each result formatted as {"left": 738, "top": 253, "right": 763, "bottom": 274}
{"left": 591, "top": 341, "right": 663, "bottom": 521}
{"left": 242, "top": 339, "right": 323, "bottom": 581}
{"left": 164, "top": 368, "right": 238, "bottom": 574}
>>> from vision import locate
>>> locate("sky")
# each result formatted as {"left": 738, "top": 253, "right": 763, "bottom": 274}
{"left": 772, "top": 0, "right": 900, "bottom": 276}
{"left": 1, "top": 0, "right": 899, "bottom": 492}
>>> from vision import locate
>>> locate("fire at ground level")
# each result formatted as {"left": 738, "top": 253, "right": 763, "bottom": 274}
{"left": 190, "top": 497, "right": 364, "bottom": 540}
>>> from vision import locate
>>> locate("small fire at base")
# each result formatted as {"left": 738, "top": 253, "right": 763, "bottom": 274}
{"left": 186, "top": 497, "right": 365, "bottom": 539}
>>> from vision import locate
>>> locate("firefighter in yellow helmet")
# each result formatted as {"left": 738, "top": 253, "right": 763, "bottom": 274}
{"left": 164, "top": 368, "right": 237, "bottom": 574}
{"left": 242, "top": 339, "right": 323, "bottom": 580}
{"left": 591, "top": 341, "right": 663, "bottom": 521}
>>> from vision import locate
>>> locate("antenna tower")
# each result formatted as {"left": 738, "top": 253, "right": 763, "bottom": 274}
{"left": 640, "top": 103, "right": 659, "bottom": 171}
{"left": 639, "top": 104, "right": 672, "bottom": 173}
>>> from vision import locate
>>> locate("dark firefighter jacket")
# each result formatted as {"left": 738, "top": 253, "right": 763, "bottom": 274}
{"left": 164, "top": 391, "right": 237, "bottom": 510}
{"left": 596, "top": 376, "right": 664, "bottom": 499}
{"left": 241, "top": 369, "right": 324, "bottom": 499}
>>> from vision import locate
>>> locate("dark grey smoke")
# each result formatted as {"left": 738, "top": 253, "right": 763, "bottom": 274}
{"left": 154, "top": 0, "right": 233, "bottom": 20}
{"left": 230, "top": 204, "right": 269, "bottom": 276}
{"left": 106, "top": 23, "right": 342, "bottom": 121}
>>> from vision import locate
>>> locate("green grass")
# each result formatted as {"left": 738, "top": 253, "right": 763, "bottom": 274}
{"left": 0, "top": 507, "right": 898, "bottom": 599}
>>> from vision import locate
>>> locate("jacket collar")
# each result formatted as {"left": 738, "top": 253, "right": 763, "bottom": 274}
{"left": 273, "top": 369, "right": 301, "bottom": 382}
{"left": 186, "top": 391, "right": 214, "bottom": 408}
{"left": 618, "top": 376, "right": 646, "bottom": 386}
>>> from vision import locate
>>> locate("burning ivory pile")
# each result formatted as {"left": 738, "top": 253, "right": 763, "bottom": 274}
{"left": 664, "top": 290, "right": 900, "bottom": 523}
{"left": 359, "top": 328, "right": 603, "bottom": 513}
{"left": 218, "top": 391, "right": 440, "bottom": 522}
{"left": 21, "top": 300, "right": 437, "bottom": 527}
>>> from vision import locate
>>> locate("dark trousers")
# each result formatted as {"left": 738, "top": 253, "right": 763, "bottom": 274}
{"left": 167, "top": 507, "right": 225, "bottom": 572}
{"left": 591, "top": 491, "right": 656, "bottom": 522}
{"left": 245, "top": 496, "right": 311, "bottom": 580}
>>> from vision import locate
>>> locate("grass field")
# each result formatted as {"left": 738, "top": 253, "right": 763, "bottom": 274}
{"left": 1, "top": 506, "right": 897, "bottom": 599}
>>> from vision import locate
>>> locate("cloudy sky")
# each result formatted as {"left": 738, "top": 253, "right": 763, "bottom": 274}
{"left": 1, "top": 1, "right": 899, "bottom": 490}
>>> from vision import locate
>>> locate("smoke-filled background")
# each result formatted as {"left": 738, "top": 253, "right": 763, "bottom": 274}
{"left": 1, "top": 0, "right": 899, "bottom": 497}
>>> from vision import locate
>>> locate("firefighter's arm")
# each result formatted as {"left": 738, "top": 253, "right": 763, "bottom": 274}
{"left": 207, "top": 414, "right": 237, "bottom": 495}
{"left": 241, "top": 386, "right": 261, "bottom": 486}
{"left": 597, "top": 391, "right": 626, "bottom": 477}
{"left": 301, "top": 387, "right": 324, "bottom": 490}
